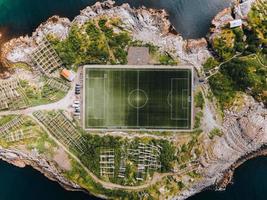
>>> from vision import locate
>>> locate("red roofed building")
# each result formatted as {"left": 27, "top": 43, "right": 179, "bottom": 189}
{"left": 60, "top": 69, "right": 75, "bottom": 82}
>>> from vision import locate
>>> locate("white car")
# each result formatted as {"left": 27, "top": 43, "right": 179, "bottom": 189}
{"left": 72, "top": 104, "right": 79, "bottom": 108}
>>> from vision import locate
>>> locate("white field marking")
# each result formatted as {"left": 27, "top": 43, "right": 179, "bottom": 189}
{"left": 182, "top": 89, "right": 189, "bottom": 109}
{"left": 137, "top": 71, "right": 139, "bottom": 126}
{"left": 104, "top": 74, "right": 106, "bottom": 122}
{"left": 128, "top": 89, "right": 149, "bottom": 109}
{"left": 83, "top": 64, "right": 193, "bottom": 70}
{"left": 188, "top": 70, "right": 191, "bottom": 129}
{"left": 88, "top": 88, "right": 94, "bottom": 109}
{"left": 105, "top": 72, "right": 110, "bottom": 126}
{"left": 170, "top": 78, "right": 189, "bottom": 121}
{"left": 85, "top": 125, "right": 191, "bottom": 130}
{"left": 84, "top": 67, "right": 193, "bottom": 130}
{"left": 88, "top": 76, "right": 106, "bottom": 120}
{"left": 167, "top": 91, "right": 172, "bottom": 107}
{"left": 83, "top": 67, "right": 86, "bottom": 129}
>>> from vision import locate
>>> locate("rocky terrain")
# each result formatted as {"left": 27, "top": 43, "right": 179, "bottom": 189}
{"left": 0, "top": 0, "right": 266, "bottom": 200}
{"left": 176, "top": 95, "right": 267, "bottom": 200}
{"left": 0, "top": 0, "right": 210, "bottom": 72}
{"left": 0, "top": 147, "right": 82, "bottom": 191}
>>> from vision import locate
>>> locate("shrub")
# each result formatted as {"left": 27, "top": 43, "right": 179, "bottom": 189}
{"left": 208, "top": 128, "right": 223, "bottom": 139}
{"left": 203, "top": 57, "right": 219, "bottom": 72}
{"left": 159, "top": 53, "right": 177, "bottom": 65}
{"left": 195, "top": 91, "right": 205, "bottom": 109}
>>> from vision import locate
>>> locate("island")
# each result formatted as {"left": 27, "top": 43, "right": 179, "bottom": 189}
{"left": 0, "top": 0, "right": 266, "bottom": 199}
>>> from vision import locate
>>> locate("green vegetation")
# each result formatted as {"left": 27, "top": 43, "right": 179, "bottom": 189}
{"left": 10, "top": 62, "right": 32, "bottom": 71}
{"left": 79, "top": 135, "right": 122, "bottom": 178}
{"left": 177, "top": 135, "right": 202, "bottom": 165}
{"left": 27, "top": 128, "right": 57, "bottom": 156}
{"left": 208, "top": 1, "right": 267, "bottom": 108}
{"left": 99, "top": 18, "right": 131, "bottom": 64}
{"left": 194, "top": 91, "right": 205, "bottom": 109}
{"left": 19, "top": 78, "right": 67, "bottom": 106}
{"left": 209, "top": 72, "right": 237, "bottom": 107}
{"left": 208, "top": 128, "right": 223, "bottom": 139}
{"left": 48, "top": 18, "right": 132, "bottom": 66}
{"left": 158, "top": 140, "right": 176, "bottom": 172}
{"left": 221, "top": 57, "right": 267, "bottom": 102}
{"left": 247, "top": 0, "right": 267, "bottom": 46}
{"left": 194, "top": 111, "right": 203, "bottom": 129}
{"left": 78, "top": 134, "right": 176, "bottom": 185}
{"left": 130, "top": 40, "right": 178, "bottom": 65}
{"left": 203, "top": 57, "right": 219, "bottom": 72}
{"left": 233, "top": 27, "right": 246, "bottom": 52}
{"left": 209, "top": 56, "right": 267, "bottom": 107}
{"left": 0, "top": 115, "right": 56, "bottom": 158}
{"left": 212, "top": 27, "right": 246, "bottom": 60}
{"left": 0, "top": 115, "right": 16, "bottom": 126}
{"left": 64, "top": 160, "right": 140, "bottom": 199}
{"left": 130, "top": 40, "right": 158, "bottom": 54}
{"left": 213, "top": 29, "right": 236, "bottom": 60}
{"left": 159, "top": 53, "right": 178, "bottom": 65}
{"left": 188, "top": 170, "right": 201, "bottom": 179}
{"left": 177, "top": 181, "right": 185, "bottom": 190}
{"left": 194, "top": 91, "right": 204, "bottom": 129}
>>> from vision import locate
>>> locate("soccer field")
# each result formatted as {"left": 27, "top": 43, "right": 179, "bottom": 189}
{"left": 83, "top": 66, "right": 193, "bottom": 130}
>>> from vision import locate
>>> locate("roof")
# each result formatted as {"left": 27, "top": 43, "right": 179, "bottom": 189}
{"left": 60, "top": 69, "right": 75, "bottom": 81}
{"left": 230, "top": 19, "right": 243, "bottom": 28}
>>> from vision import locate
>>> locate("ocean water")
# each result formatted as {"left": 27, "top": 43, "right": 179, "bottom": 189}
{"left": 0, "top": 0, "right": 231, "bottom": 39}
{"left": 0, "top": 160, "right": 97, "bottom": 200}
{"left": 2, "top": 156, "right": 267, "bottom": 200}
{"left": 188, "top": 156, "right": 267, "bottom": 200}
{"left": 2, "top": 1, "right": 265, "bottom": 200}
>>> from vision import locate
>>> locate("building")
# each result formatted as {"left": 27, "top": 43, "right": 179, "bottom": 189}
{"left": 60, "top": 69, "right": 75, "bottom": 82}
{"left": 229, "top": 19, "right": 243, "bottom": 28}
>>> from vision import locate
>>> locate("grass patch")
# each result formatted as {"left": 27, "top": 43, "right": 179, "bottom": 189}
{"left": 194, "top": 111, "right": 203, "bottom": 129}
{"left": 159, "top": 53, "right": 178, "bottom": 65}
{"left": 0, "top": 115, "right": 16, "bottom": 126}
{"left": 78, "top": 134, "right": 176, "bottom": 185}
{"left": 203, "top": 57, "right": 219, "bottom": 73}
{"left": 208, "top": 128, "right": 223, "bottom": 139}
{"left": 194, "top": 91, "right": 205, "bottom": 109}
{"left": 20, "top": 78, "right": 67, "bottom": 106}
{"left": 48, "top": 17, "right": 132, "bottom": 66}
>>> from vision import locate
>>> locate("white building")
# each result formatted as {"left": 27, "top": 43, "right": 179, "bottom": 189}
{"left": 230, "top": 19, "right": 243, "bottom": 28}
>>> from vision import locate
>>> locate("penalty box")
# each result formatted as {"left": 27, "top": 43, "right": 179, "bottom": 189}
{"left": 83, "top": 65, "right": 193, "bottom": 131}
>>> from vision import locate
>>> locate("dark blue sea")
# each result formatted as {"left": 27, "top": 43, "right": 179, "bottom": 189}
{"left": 0, "top": 0, "right": 231, "bottom": 39}
{"left": 2, "top": 1, "right": 266, "bottom": 200}
{"left": 2, "top": 156, "right": 267, "bottom": 200}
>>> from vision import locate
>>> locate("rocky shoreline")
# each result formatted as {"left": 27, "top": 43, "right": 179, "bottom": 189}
{"left": 0, "top": 0, "right": 266, "bottom": 200}
{"left": 0, "top": 147, "right": 81, "bottom": 191}
{"left": 0, "top": 1, "right": 210, "bottom": 73}
{"left": 218, "top": 146, "right": 267, "bottom": 190}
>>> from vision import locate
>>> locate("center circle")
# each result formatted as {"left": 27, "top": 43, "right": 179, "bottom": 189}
{"left": 128, "top": 89, "right": 148, "bottom": 109}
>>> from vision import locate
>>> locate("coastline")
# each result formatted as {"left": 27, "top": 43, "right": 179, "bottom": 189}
{"left": 0, "top": 0, "right": 266, "bottom": 200}
{"left": 0, "top": 147, "right": 82, "bottom": 191}
{"left": 218, "top": 146, "right": 267, "bottom": 190}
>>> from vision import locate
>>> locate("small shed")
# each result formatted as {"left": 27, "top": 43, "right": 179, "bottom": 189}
{"left": 60, "top": 69, "right": 75, "bottom": 82}
{"left": 230, "top": 19, "right": 243, "bottom": 28}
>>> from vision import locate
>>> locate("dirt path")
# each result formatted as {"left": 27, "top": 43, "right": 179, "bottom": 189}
{"left": 0, "top": 66, "right": 198, "bottom": 191}
{"left": 206, "top": 53, "right": 242, "bottom": 80}
{"left": 0, "top": 67, "right": 84, "bottom": 117}
{"left": 31, "top": 113, "right": 175, "bottom": 191}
